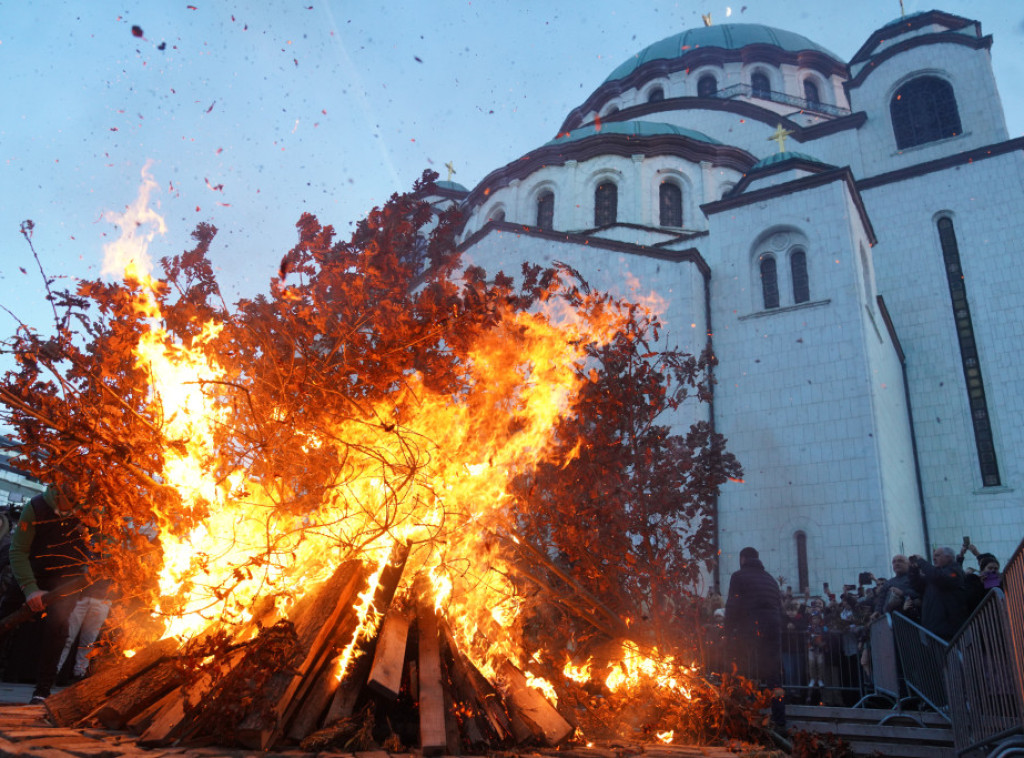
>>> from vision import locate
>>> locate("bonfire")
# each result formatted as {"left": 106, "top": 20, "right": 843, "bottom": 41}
{"left": 0, "top": 168, "right": 766, "bottom": 752}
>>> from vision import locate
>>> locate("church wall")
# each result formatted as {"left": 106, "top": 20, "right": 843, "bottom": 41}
{"left": 705, "top": 179, "right": 906, "bottom": 591}
{"left": 862, "top": 152, "right": 1024, "bottom": 563}
{"left": 461, "top": 230, "right": 710, "bottom": 362}
{"left": 850, "top": 42, "right": 1007, "bottom": 178}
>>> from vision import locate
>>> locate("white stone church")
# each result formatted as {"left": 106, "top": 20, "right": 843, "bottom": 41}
{"left": 426, "top": 10, "right": 1024, "bottom": 592}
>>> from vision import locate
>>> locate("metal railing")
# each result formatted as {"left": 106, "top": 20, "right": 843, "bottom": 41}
{"left": 710, "top": 83, "right": 852, "bottom": 118}
{"left": 891, "top": 611, "right": 951, "bottom": 719}
{"left": 856, "top": 614, "right": 900, "bottom": 706}
{"left": 780, "top": 628, "right": 867, "bottom": 705}
{"left": 945, "top": 589, "right": 1024, "bottom": 756}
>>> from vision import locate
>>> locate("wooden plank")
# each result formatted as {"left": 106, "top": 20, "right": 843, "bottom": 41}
{"left": 236, "top": 560, "right": 366, "bottom": 750}
{"left": 366, "top": 607, "right": 410, "bottom": 699}
{"left": 137, "top": 645, "right": 246, "bottom": 747}
{"left": 496, "top": 660, "right": 572, "bottom": 746}
{"left": 325, "top": 541, "right": 412, "bottom": 724}
{"left": 286, "top": 610, "right": 361, "bottom": 741}
{"left": 440, "top": 647, "right": 462, "bottom": 755}
{"left": 45, "top": 636, "right": 180, "bottom": 727}
{"left": 85, "top": 657, "right": 185, "bottom": 729}
{"left": 438, "top": 618, "right": 509, "bottom": 741}
{"left": 417, "top": 593, "right": 448, "bottom": 756}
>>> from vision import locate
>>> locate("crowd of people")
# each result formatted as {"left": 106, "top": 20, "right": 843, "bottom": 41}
{"left": 718, "top": 540, "right": 1008, "bottom": 729}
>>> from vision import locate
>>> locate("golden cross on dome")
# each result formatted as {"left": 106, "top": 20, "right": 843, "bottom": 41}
{"left": 768, "top": 124, "right": 794, "bottom": 153}
{"left": 445, "top": 161, "right": 456, "bottom": 182}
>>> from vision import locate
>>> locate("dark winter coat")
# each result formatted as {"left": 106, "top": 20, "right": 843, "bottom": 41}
{"left": 724, "top": 558, "right": 785, "bottom": 685}
{"left": 910, "top": 559, "right": 968, "bottom": 640}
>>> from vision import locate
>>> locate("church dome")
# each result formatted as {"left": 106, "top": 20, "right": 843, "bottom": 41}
{"left": 546, "top": 120, "right": 721, "bottom": 146}
{"left": 604, "top": 24, "right": 842, "bottom": 83}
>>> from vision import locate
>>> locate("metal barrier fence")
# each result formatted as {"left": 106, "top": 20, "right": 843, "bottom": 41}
{"left": 1003, "top": 536, "right": 1024, "bottom": 719}
{"left": 945, "top": 589, "right": 1024, "bottom": 757}
{"left": 780, "top": 628, "right": 866, "bottom": 705}
{"left": 861, "top": 613, "right": 900, "bottom": 704}
{"left": 890, "top": 611, "right": 951, "bottom": 719}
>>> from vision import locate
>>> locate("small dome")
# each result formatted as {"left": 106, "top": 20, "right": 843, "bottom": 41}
{"left": 546, "top": 120, "right": 722, "bottom": 146}
{"left": 749, "top": 151, "right": 830, "bottom": 171}
{"left": 435, "top": 180, "right": 469, "bottom": 192}
{"left": 605, "top": 23, "right": 842, "bottom": 83}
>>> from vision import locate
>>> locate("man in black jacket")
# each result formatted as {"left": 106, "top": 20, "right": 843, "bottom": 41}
{"left": 0, "top": 483, "right": 89, "bottom": 704}
{"left": 725, "top": 546, "right": 786, "bottom": 728}
{"left": 909, "top": 547, "right": 968, "bottom": 641}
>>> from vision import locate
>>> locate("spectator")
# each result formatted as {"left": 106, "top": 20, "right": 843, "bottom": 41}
{"left": 872, "top": 554, "right": 922, "bottom": 621}
{"left": 0, "top": 482, "right": 89, "bottom": 704}
{"left": 909, "top": 547, "right": 968, "bottom": 640}
{"left": 725, "top": 546, "right": 785, "bottom": 728}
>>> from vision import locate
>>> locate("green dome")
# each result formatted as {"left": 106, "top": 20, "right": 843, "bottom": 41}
{"left": 750, "top": 151, "right": 829, "bottom": 171}
{"left": 605, "top": 23, "right": 841, "bottom": 83}
{"left": 546, "top": 120, "right": 721, "bottom": 146}
{"left": 435, "top": 180, "right": 468, "bottom": 192}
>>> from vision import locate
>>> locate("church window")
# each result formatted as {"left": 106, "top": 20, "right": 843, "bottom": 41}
{"left": 751, "top": 72, "right": 771, "bottom": 99}
{"left": 937, "top": 217, "right": 1000, "bottom": 486}
{"left": 536, "top": 191, "right": 554, "bottom": 230}
{"left": 698, "top": 74, "right": 718, "bottom": 97}
{"left": 795, "top": 531, "right": 809, "bottom": 595}
{"left": 759, "top": 255, "right": 779, "bottom": 309}
{"left": 659, "top": 182, "right": 683, "bottom": 227}
{"left": 891, "top": 76, "right": 962, "bottom": 149}
{"left": 594, "top": 182, "right": 618, "bottom": 226}
{"left": 803, "top": 79, "right": 821, "bottom": 109}
{"left": 647, "top": 87, "right": 664, "bottom": 103}
{"left": 604, "top": 105, "right": 620, "bottom": 117}
{"left": 489, "top": 208, "right": 505, "bottom": 223}
{"left": 791, "top": 249, "right": 809, "bottom": 303}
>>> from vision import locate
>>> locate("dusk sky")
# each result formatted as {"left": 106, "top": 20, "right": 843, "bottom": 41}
{"left": 2, "top": 1, "right": 1022, "bottom": 374}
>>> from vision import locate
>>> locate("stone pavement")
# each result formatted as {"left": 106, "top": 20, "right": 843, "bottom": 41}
{"left": 0, "top": 685, "right": 773, "bottom": 758}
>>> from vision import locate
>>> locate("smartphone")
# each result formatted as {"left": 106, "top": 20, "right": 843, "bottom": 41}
{"left": 963, "top": 535, "right": 971, "bottom": 546}
{"left": 823, "top": 582, "right": 829, "bottom": 593}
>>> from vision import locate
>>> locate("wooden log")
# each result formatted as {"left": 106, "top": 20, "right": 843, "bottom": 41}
{"left": 125, "top": 685, "right": 180, "bottom": 734}
{"left": 324, "top": 541, "right": 411, "bottom": 724}
{"left": 285, "top": 610, "right": 361, "bottom": 741}
{"left": 416, "top": 589, "right": 448, "bottom": 756}
{"left": 45, "top": 635, "right": 181, "bottom": 727}
{"left": 439, "top": 649, "right": 462, "bottom": 755}
{"left": 85, "top": 657, "right": 185, "bottom": 729}
{"left": 0, "top": 574, "right": 90, "bottom": 638}
{"left": 438, "top": 619, "right": 512, "bottom": 743}
{"left": 366, "top": 607, "right": 411, "bottom": 699}
{"left": 137, "top": 645, "right": 246, "bottom": 747}
{"left": 496, "top": 660, "right": 572, "bottom": 746}
{"left": 236, "top": 560, "right": 366, "bottom": 750}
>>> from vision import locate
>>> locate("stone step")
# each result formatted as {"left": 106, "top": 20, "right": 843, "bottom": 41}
{"left": 785, "top": 704, "right": 955, "bottom": 758}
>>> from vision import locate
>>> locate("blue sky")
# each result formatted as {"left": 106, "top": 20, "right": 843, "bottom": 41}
{"left": 2, "top": 1, "right": 1022, "bottom": 370}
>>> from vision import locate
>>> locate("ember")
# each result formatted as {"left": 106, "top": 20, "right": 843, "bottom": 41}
{"left": 0, "top": 168, "right": 747, "bottom": 750}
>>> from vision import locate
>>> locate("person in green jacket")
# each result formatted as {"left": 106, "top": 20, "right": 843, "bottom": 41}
{"left": 0, "top": 483, "right": 89, "bottom": 704}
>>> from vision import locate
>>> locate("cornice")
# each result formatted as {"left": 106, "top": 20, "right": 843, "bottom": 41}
{"left": 701, "top": 166, "right": 877, "bottom": 245}
{"left": 849, "top": 11, "right": 976, "bottom": 65}
{"left": 856, "top": 136, "right": 1024, "bottom": 191}
{"left": 457, "top": 220, "right": 711, "bottom": 279}
{"left": 845, "top": 31, "right": 992, "bottom": 93}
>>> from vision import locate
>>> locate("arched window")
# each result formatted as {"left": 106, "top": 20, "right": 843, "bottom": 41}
{"left": 647, "top": 87, "right": 664, "bottom": 103}
{"left": 891, "top": 76, "right": 962, "bottom": 149}
{"left": 760, "top": 255, "right": 779, "bottom": 309}
{"left": 751, "top": 72, "right": 771, "bottom": 99}
{"left": 697, "top": 74, "right": 718, "bottom": 97}
{"left": 594, "top": 182, "right": 618, "bottom": 226}
{"left": 937, "top": 217, "right": 1000, "bottom": 486}
{"left": 536, "top": 191, "right": 554, "bottom": 230}
{"left": 795, "top": 531, "right": 809, "bottom": 595}
{"left": 489, "top": 208, "right": 506, "bottom": 223}
{"left": 791, "top": 249, "right": 809, "bottom": 303}
{"left": 604, "top": 105, "right": 620, "bottom": 117}
{"left": 659, "top": 182, "right": 683, "bottom": 227}
{"left": 803, "top": 80, "right": 821, "bottom": 109}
